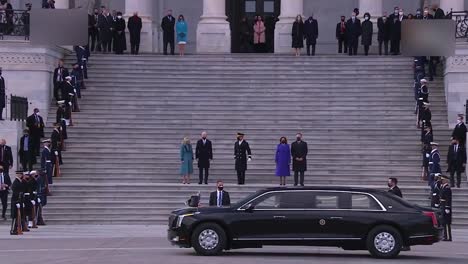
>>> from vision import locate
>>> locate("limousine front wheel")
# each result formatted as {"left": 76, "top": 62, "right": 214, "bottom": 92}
{"left": 191, "top": 223, "right": 227, "bottom": 256}
{"left": 366, "top": 225, "right": 402, "bottom": 259}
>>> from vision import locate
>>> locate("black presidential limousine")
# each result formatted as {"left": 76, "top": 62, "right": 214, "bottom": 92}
{"left": 168, "top": 187, "right": 442, "bottom": 258}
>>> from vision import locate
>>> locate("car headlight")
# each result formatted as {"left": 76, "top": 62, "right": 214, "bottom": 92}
{"left": 176, "top": 213, "right": 198, "bottom": 228}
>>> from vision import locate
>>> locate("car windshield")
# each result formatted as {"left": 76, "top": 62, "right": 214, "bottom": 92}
{"left": 234, "top": 190, "right": 265, "bottom": 208}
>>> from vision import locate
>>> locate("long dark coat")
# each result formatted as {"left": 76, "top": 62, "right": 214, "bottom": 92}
{"left": 234, "top": 140, "right": 252, "bottom": 172}
{"left": 345, "top": 18, "right": 361, "bottom": 45}
{"left": 303, "top": 18, "right": 318, "bottom": 45}
{"left": 361, "top": 20, "right": 373, "bottom": 46}
{"left": 26, "top": 114, "right": 45, "bottom": 138}
{"left": 389, "top": 15, "right": 406, "bottom": 42}
{"left": 97, "top": 13, "right": 113, "bottom": 43}
{"left": 196, "top": 139, "right": 213, "bottom": 169}
{"left": 128, "top": 15, "right": 142, "bottom": 44}
{"left": 440, "top": 184, "right": 452, "bottom": 224}
{"left": 0, "top": 76, "right": 5, "bottom": 108}
{"left": 447, "top": 143, "right": 467, "bottom": 173}
{"left": 377, "top": 17, "right": 390, "bottom": 41}
{"left": 452, "top": 122, "right": 467, "bottom": 145}
{"left": 114, "top": 18, "right": 127, "bottom": 53}
{"left": 291, "top": 140, "right": 308, "bottom": 172}
{"left": 291, "top": 21, "right": 304, "bottom": 48}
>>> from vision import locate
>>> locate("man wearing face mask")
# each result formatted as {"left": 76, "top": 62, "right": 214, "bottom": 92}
{"left": 26, "top": 109, "right": 45, "bottom": 156}
{"left": 345, "top": 11, "right": 361, "bottom": 56}
{"left": 114, "top": 12, "right": 126, "bottom": 55}
{"left": 452, "top": 114, "right": 467, "bottom": 146}
{"left": 389, "top": 7, "right": 405, "bottom": 55}
{"left": 336, "top": 16, "right": 347, "bottom": 54}
{"left": 432, "top": 4, "right": 445, "bottom": 19}
{"left": 387, "top": 177, "right": 402, "bottom": 198}
{"left": 361, "top": 12, "right": 373, "bottom": 56}
{"left": 421, "top": 8, "right": 433, "bottom": 20}
{"left": 161, "top": 9, "right": 176, "bottom": 55}
{"left": 377, "top": 12, "right": 390, "bottom": 55}
{"left": 291, "top": 133, "right": 308, "bottom": 186}
{"left": 414, "top": 8, "right": 423, "bottom": 19}
{"left": 0, "top": 67, "right": 5, "bottom": 120}
{"left": 234, "top": 133, "right": 252, "bottom": 185}
{"left": 52, "top": 60, "right": 69, "bottom": 100}
{"left": 209, "top": 180, "right": 230, "bottom": 207}
{"left": 304, "top": 15, "right": 318, "bottom": 56}
{"left": 196, "top": 131, "right": 213, "bottom": 185}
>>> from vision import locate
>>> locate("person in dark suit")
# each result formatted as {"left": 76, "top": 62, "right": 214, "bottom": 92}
{"left": 52, "top": 60, "right": 69, "bottom": 100}
{"left": 336, "top": 16, "right": 347, "bottom": 54}
{"left": 40, "top": 139, "right": 53, "bottom": 185}
{"left": 291, "top": 15, "right": 304, "bottom": 56}
{"left": 452, "top": 114, "right": 467, "bottom": 146}
{"left": 439, "top": 175, "right": 452, "bottom": 241}
{"left": 291, "top": 133, "right": 308, "bottom": 186}
{"left": 361, "top": 12, "right": 373, "bottom": 56}
{"left": 377, "top": 12, "right": 390, "bottom": 55}
{"left": 304, "top": 15, "right": 318, "bottom": 56}
{"left": 389, "top": 8, "right": 406, "bottom": 55}
{"left": 26, "top": 108, "right": 44, "bottom": 156}
{"left": 0, "top": 67, "right": 5, "bottom": 120}
{"left": 97, "top": 7, "right": 112, "bottom": 53}
{"left": 432, "top": 4, "right": 446, "bottom": 19}
{"left": 209, "top": 180, "right": 230, "bottom": 207}
{"left": 234, "top": 133, "right": 252, "bottom": 185}
{"left": 114, "top": 12, "right": 126, "bottom": 55}
{"left": 196, "top": 131, "right": 213, "bottom": 185}
{"left": 0, "top": 165, "right": 12, "bottom": 220}
{"left": 88, "top": 11, "right": 98, "bottom": 52}
{"left": 421, "top": 8, "right": 434, "bottom": 20}
{"left": 387, "top": 177, "right": 403, "bottom": 198}
{"left": 447, "top": 138, "right": 466, "bottom": 188}
{"left": 19, "top": 129, "right": 34, "bottom": 172}
{"left": 0, "top": 139, "right": 13, "bottom": 179}
{"left": 161, "top": 9, "right": 176, "bottom": 55}
{"left": 345, "top": 11, "right": 361, "bottom": 56}
{"left": 128, "top": 12, "right": 142, "bottom": 55}
{"left": 51, "top": 124, "right": 63, "bottom": 167}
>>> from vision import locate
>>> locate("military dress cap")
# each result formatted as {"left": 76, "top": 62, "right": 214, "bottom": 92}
{"left": 237, "top": 132, "right": 245, "bottom": 137}
{"left": 57, "top": 100, "right": 65, "bottom": 105}
{"left": 430, "top": 142, "right": 439, "bottom": 146}
{"left": 434, "top": 173, "right": 442, "bottom": 178}
{"left": 25, "top": 3, "right": 31, "bottom": 7}
{"left": 65, "top": 76, "right": 72, "bottom": 80}
{"left": 42, "top": 139, "right": 51, "bottom": 143}
{"left": 420, "top": 78, "right": 427, "bottom": 83}
{"left": 458, "top": 113, "right": 465, "bottom": 118}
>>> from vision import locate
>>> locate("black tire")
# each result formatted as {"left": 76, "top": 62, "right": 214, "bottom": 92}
{"left": 366, "top": 225, "right": 402, "bottom": 259}
{"left": 191, "top": 222, "right": 227, "bottom": 256}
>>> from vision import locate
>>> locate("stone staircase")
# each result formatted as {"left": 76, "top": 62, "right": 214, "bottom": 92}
{"left": 38, "top": 54, "right": 461, "bottom": 226}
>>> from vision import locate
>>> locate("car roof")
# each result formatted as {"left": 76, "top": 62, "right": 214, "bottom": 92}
{"left": 260, "top": 186, "right": 386, "bottom": 194}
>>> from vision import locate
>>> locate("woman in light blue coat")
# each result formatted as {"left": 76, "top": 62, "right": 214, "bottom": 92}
{"left": 176, "top": 14, "right": 188, "bottom": 56}
{"left": 180, "top": 137, "right": 194, "bottom": 184}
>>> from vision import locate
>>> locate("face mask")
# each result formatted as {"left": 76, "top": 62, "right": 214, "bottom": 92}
{"left": 351, "top": 15, "right": 355, "bottom": 19}
{"left": 399, "top": 12, "right": 403, "bottom": 15}
{"left": 365, "top": 17, "right": 369, "bottom": 20}
{"left": 95, "top": 12, "right": 98, "bottom": 15}
{"left": 237, "top": 137, "right": 241, "bottom": 141}
{"left": 387, "top": 183, "right": 392, "bottom": 188}
{"left": 281, "top": 140, "right": 286, "bottom": 144}
{"left": 394, "top": 10, "right": 399, "bottom": 14}
{"left": 218, "top": 186, "right": 224, "bottom": 191}
{"left": 383, "top": 16, "right": 387, "bottom": 20}
{"left": 202, "top": 137, "right": 206, "bottom": 140}
{"left": 416, "top": 11, "right": 421, "bottom": 15}
{"left": 341, "top": 18, "right": 345, "bottom": 21}
{"left": 457, "top": 119, "right": 462, "bottom": 124}
{"left": 117, "top": 16, "right": 122, "bottom": 19}
{"left": 296, "top": 137, "right": 301, "bottom": 141}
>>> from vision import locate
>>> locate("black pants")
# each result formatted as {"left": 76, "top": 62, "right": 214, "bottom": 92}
{"left": 163, "top": 33, "right": 175, "bottom": 55}
{"left": 20, "top": 150, "right": 33, "bottom": 172}
{"left": 363, "top": 45, "right": 370, "bottom": 56}
{"left": 306, "top": 44, "right": 316, "bottom": 56}
{"left": 198, "top": 167, "right": 209, "bottom": 184}
{"left": 443, "top": 223, "right": 452, "bottom": 241}
{"left": 130, "top": 34, "right": 141, "bottom": 55}
{"left": 30, "top": 135, "right": 41, "bottom": 156}
{"left": 0, "top": 191, "right": 7, "bottom": 218}
{"left": 348, "top": 40, "right": 358, "bottom": 55}
{"left": 0, "top": 107, "right": 3, "bottom": 120}
{"left": 390, "top": 39, "right": 400, "bottom": 54}
{"left": 53, "top": 82, "right": 63, "bottom": 100}
{"left": 294, "top": 171, "right": 305, "bottom": 186}
{"left": 89, "top": 29, "right": 98, "bottom": 52}
{"left": 237, "top": 170, "right": 246, "bottom": 185}
{"left": 450, "top": 170, "right": 462, "bottom": 187}
{"left": 338, "top": 35, "right": 347, "bottom": 53}
{"left": 378, "top": 40, "right": 388, "bottom": 55}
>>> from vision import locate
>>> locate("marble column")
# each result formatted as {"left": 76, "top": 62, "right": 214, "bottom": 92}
{"left": 54, "top": 0, "right": 70, "bottom": 9}
{"left": 274, "top": 0, "right": 303, "bottom": 53}
{"left": 196, "top": 0, "right": 230, "bottom": 53}
{"left": 440, "top": 0, "right": 465, "bottom": 13}
{"left": 125, "top": 0, "right": 154, "bottom": 53}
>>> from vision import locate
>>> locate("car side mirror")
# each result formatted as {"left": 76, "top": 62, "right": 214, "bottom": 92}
{"left": 244, "top": 203, "right": 255, "bottom": 212}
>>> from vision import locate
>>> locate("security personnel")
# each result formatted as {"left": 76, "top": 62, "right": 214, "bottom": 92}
{"left": 421, "top": 125, "right": 433, "bottom": 181}
{"left": 22, "top": 172, "right": 35, "bottom": 230}
{"left": 10, "top": 171, "right": 26, "bottom": 235}
{"left": 418, "top": 102, "right": 432, "bottom": 129}
{"left": 41, "top": 139, "right": 53, "bottom": 185}
{"left": 234, "top": 133, "right": 252, "bottom": 185}
{"left": 51, "top": 125, "right": 63, "bottom": 177}
{"left": 428, "top": 142, "right": 441, "bottom": 188}
{"left": 439, "top": 175, "right": 452, "bottom": 241}
{"left": 430, "top": 173, "right": 441, "bottom": 208}
{"left": 34, "top": 170, "right": 46, "bottom": 225}
{"left": 25, "top": 171, "right": 39, "bottom": 229}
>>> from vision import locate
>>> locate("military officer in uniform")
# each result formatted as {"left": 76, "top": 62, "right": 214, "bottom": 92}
{"left": 10, "top": 171, "right": 26, "bottom": 235}
{"left": 234, "top": 133, "right": 252, "bottom": 185}
{"left": 41, "top": 139, "right": 53, "bottom": 186}
{"left": 430, "top": 173, "right": 441, "bottom": 208}
{"left": 440, "top": 175, "right": 452, "bottom": 241}
{"left": 428, "top": 142, "right": 441, "bottom": 188}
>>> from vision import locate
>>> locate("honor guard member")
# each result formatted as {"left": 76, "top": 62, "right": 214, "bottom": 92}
{"left": 70, "top": 63, "right": 83, "bottom": 99}
{"left": 421, "top": 125, "right": 433, "bottom": 181}
{"left": 10, "top": 171, "right": 26, "bottom": 235}
{"left": 440, "top": 175, "right": 453, "bottom": 241}
{"left": 418, "top": 102, "right": 432, "bottom": 129}
{"left": 51, "top": 124, "right": 63, "bottom": 176}
{"left": 41, "top": 139, "right": 53, "bottom": 186}
{"left": 27, "top": 171, "right": 39, "bottom": 228}
{"left": 234, "top": 133, "right": 252, "bottom": 185}
{"left": 34, "top": 170, "right": 46, "bottom": 225}
{"left": 430, "top": 173, "right": 442, "bottom": 208}
{"left": 56, "top": 101, "right": 68, "bottom": 140}
{"left": 22, "top": 172, "right": 35, "bottom": 229}
{"left": 0, "top": 165, "right": 12, "bottom": 220}
{"left": 74, "top": 46, "right": 88, "bottom": 79}
{"left": 428, "top": 142, "right": 441, "bottom": 187}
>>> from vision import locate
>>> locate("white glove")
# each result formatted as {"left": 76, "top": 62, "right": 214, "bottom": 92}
{"left": 74, "top": 89, "right": 77, "bottom": 93}
{"left": 16, "top": 203, "right": 20, "bottom": 209}
{"left": 425, "top": 154, "right": 430, "bottom": 158}
{"left": 429, "top": 162, "right": 433, "bottom": 165}
{"left": 23, "top": 203, "right": 25, "bottom": 207}
{"left": 31, "top": 201, "right": 36, "bottom": 206}
{"left": 38, "top": 198, "right": 41, "bottom": 203}
{"left": 248, "top": 158, "right": 252, "bottom": 162}
{"left": 55, "top": 151, "right": 58, "bottom": 156}
{"left": 68, "top": 102, "right": 72, "bottom": 106}
{"left": 445, "top": 209, "right": 450, "bottom": 214}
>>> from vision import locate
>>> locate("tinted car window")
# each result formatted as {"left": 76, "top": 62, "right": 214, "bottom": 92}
{"left": 315, "top": 194, "right": 339, "bottom": 209}
{"left": 351, "top": 194, "right": 382, "bottom": 210}
{"left": 250, "top": 191, "right": 314, "bottom": 209}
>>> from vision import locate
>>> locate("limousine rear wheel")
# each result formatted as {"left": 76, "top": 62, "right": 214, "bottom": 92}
{"left": 191, "top": 223, "right": 227, "bottom": 256}
{"left": 366, "top": 225, "right": 402, "bottom": 259}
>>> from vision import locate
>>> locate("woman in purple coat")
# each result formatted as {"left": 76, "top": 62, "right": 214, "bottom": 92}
{"left": 275, "top": 137, "right": 291, "bottom": 186}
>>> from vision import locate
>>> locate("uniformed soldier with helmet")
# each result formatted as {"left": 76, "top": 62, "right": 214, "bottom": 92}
{"left": 234, "top": 133, "right": 252, "bottom": 185}
{"left": 430, "top": 173, "right": 442, "bottom": 208}
{"left": 440, "top": 175, "right": 453, "bottom": 241}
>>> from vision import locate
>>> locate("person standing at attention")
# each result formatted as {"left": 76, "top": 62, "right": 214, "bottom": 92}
{"left": 176, "top": 14, "right": 188, "bottom": 56}
{"left": 275, "top": 137, "right": 291, "bottom": 186}
{"left": 196, "top": 131, "right": 213, "bottom": 185}
{"left": 161, "top": 9, "right": 176, "bottom": 55}
{"left": 291, "top": 133, "right": 308, "bottom": 186}
{"left": 180, "top": 137, "right": 193, "bottom": 184}
{"left": 291, "top": 15, "right": 304, "bottom": 57}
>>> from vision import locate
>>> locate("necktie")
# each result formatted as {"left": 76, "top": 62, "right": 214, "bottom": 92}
{"left": 455, "top": 145, "right": 458, "bottom": 153}
{"left": 218, "top": 192, "right": 222, "bottom": 207}
{"left": 0, "top": 173, "right": 4, "bottom": 191}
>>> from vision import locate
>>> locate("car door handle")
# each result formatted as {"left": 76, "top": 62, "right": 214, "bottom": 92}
{"left": 273, "top": 215, "right": 286, "bottom": 219}
{"left": 330, "top": 216, "right": 343, "bottom": 220}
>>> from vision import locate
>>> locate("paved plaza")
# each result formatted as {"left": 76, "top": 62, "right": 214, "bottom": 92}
{"left": 0, "top": 225, "right": 468, "bottom": 264}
